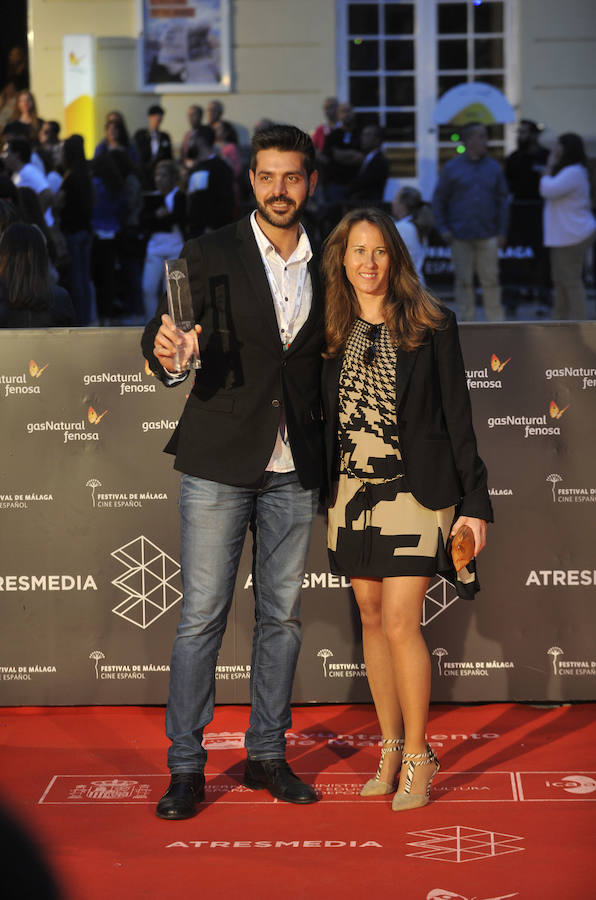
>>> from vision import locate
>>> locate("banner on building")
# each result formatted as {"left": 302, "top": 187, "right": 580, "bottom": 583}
{"left": 63, "top": 35, "right": 96, "bottom": 151}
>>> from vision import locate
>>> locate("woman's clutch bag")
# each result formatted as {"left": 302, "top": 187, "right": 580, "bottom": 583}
{"left": 451, "top": 524, "right": 475, "bottom": 572}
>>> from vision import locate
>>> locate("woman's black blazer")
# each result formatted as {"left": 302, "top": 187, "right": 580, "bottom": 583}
{"left": 322, "top": 309, "right": 493, "bottom": 522}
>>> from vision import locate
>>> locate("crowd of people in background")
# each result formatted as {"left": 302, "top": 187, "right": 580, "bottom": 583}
{"left": 0, "top": 82, "right": 594, "bottom": 327}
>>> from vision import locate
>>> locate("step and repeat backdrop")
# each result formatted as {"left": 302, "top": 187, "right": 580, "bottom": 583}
{"left": 0, "top": 323, "right": 594, "bottom": 706}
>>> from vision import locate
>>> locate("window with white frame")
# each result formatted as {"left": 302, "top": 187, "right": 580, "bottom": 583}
{"left": 337, "top": 0, "right": 516, "bottom": 196}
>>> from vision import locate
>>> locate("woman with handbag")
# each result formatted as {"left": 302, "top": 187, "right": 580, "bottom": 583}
{"left": 321, "top": 208, "right": 492, "bottom": 811}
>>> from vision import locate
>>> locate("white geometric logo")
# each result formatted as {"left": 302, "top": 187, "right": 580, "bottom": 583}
{"left": 407, "top": 825, "right": 524, "bottom": 863}
{"left": 422, "top": 577, "right": 459, "bottom": 626}
{"left": 111, "top": 535, "right": 182, "bottom": 629}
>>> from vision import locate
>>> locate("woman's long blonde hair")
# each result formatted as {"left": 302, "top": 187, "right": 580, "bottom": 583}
{"left": 322, "top": 208, "right": 445, "bottom": 357}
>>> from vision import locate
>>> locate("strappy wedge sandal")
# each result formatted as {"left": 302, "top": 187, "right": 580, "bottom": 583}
{"left": 360, "top": 737, "right": 404, "bottom": 797}
{"left": 391, "top": 743, "right": 440, "bottom": 811}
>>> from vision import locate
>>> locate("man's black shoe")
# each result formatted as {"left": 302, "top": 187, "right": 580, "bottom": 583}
{"left": 155, "top": 773, "right": 205, "bottom": 820}
{"left": 243, "top": 758, "right": 318, "bottom": 804}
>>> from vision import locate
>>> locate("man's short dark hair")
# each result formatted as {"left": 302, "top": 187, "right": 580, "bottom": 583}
{"left": 148, "top": 104, "right": 164, "bottom": 116}
{"left": 6, "top": 137, "right": 31, "bottom": 164}
{"left": 250, "top": 124, "right": 315, "bottom": 177}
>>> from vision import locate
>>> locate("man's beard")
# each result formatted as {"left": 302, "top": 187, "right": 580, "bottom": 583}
{"left": 255, "top": 193, "right": 307, "bottom": 230}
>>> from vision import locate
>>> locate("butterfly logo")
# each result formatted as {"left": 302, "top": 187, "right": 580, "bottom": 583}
{"left": 549, "top": 400, "right": 569, "bottom": 419}
{"left": 88, "top": 405, "right": 108, "bottom": 424}
{"left": 490, "top": 353, "right": 510, "bottom": 373}
{"left": 29, "top": 360, "right": 49, "bottom": 378}
{"left": 144, "top": 359, "right": 155, "bottom": 377}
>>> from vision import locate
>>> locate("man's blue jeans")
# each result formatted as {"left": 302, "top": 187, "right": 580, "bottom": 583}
{"left": 166, "top": 471, "right": 318, "bottom": 773}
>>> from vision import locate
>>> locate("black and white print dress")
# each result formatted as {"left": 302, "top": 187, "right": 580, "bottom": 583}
{"left": 327, "top": 317, "right": 474, "bottom": 590}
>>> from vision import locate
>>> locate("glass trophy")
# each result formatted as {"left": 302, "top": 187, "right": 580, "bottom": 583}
{"left": 165, "top": 258, "right": 201, "bottom": 371}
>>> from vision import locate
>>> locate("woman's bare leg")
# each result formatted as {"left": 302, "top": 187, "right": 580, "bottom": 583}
{"left": 381, "top": 575, "right": 437, "bottom": 794}
{"left": 351, "top": 576, "right": 403, "bottom": 785}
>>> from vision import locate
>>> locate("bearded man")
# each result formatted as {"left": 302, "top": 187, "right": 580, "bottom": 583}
{"left": 142, "top": 125, "right": 324, "bottom": 819}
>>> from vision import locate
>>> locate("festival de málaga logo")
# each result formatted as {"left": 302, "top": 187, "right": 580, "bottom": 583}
{"left": 466, "top": 352, "right": 510, "bottom": 390}
{"left": 546, "top": 645, "right": 596, "bottom": 677}
{"left": 432, "top": 647, "right": 514, "bottom": 677}
{"left": 2, "top": 359, "right": 49, "bottom": 396}
{"left": 88, "top": 648, "right": 170, "bottom": 680}
{"left": 85, "top": 476, "right": 168, "bottom": 509}
{"left": 315, "top": 647, "right": 367, "bottom": 679}
{"left": 545, "top": 472, "right": 596, "bottom": 504}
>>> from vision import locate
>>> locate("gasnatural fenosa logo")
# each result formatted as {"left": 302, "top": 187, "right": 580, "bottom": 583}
{"left": 2, "top": 359, "right": 49, "bottom": 396}
{"left": 88, "top": 404, "right": 108, "bottom": 424}
{"left": 30, "top": 360, "right": 49, "bottom": 378}
{"left": 466, "top": 352, "right": 510, "bottom": 390}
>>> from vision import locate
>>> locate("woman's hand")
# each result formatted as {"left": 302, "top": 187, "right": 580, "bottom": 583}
{"left": 450, "top": 516, "right": 487, "bottom": 556}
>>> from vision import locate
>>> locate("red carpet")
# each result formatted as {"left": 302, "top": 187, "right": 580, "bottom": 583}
{"left": 1, "top": 703, "right": 594, "bottom": 899}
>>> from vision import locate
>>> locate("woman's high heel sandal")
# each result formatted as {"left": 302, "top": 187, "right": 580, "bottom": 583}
{"left": 391, "top": 744, "right": 440, "bottom": 811}
{"left": 360, "top": 737, "right": 404, "bottom": 796}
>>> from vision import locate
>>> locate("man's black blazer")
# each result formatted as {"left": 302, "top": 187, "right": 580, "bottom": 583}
{"left": 133, "top": 128, "right": 173, "bottom": 187}
{"left": 141, "top": 216, "right": 325, "bottom": 490}
{"left": 322, "top": 309, "right": 493, "bottom": 521}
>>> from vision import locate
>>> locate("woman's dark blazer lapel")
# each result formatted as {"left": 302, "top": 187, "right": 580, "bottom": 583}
{"left": 395, "top": 345, "right": 419, "bottom": 411}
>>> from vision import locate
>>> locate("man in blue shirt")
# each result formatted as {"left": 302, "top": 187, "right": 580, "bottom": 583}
{"left": 432, "top": 122, "right": 509, "bottom": 321}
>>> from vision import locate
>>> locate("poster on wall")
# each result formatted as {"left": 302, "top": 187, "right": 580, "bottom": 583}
{"left": 137, "top": 0, "right": 231, "bottom": 92}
